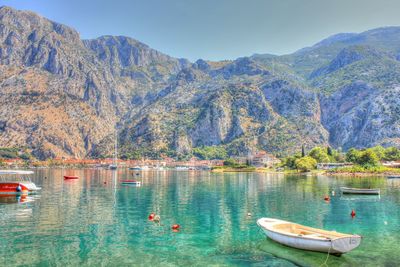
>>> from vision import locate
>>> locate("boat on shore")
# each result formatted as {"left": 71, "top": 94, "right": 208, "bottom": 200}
{"left": 0, "top": 170, "right": 41, "bottom": 195}
{"left": 257, "top": 218, "right": 362, "bottom": 255}
{"left": 121, "top": 180, "right": 141, "bottom": 186}
{"left": 64, "top": 175, "right": 79, "bottom": 180}
{"left": 340, "top": 187, "right": 380, "bottom": 195}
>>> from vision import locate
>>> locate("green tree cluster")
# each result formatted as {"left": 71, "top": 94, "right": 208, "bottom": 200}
{"left": 346, "top": 146, "right": 400, "bottom": 167}
{"left": 223, "top": 158, "right": 249, "bottom": 168}
{"left": 193, "top": 146, "right": 227, "bottom": 160}
{"left": 346, "top": 148, "right": 379, "bottom": 167}
{"left": 308, "top": 147, "right": 330, "bottom": 163}
{"left": 295, "top": 156, "right": 317, "bottom": 172}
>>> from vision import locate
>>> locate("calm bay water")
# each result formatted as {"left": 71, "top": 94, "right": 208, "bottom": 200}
{"left": 1, "top": 169, "right": 400, "bottom": 266}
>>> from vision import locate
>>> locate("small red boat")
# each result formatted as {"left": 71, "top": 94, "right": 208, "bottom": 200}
{"left": 64, "top": 175, "right": 79, "bottom": 180}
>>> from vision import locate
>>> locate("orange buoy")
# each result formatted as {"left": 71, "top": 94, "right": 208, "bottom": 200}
{"left": 351, "top": 209, "right": 356, "bottom": 218}
{"left": 171, "top": 224, "right": 180, "bottom": 230}
{"left": 148, "top": 213, "right": 155, "bottom": 221}
{"left": 324, "top": 195, "right": 330, "bottom": 201}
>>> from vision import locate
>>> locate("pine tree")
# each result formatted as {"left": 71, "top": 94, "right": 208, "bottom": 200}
{"left": 301, "top": 145, "right": 305, "bottom": 157}
{"left": 327, "top": 146, "right": 333, "bottom": 156}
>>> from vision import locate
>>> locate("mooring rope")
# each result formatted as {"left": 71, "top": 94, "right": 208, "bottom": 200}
{"left": 319, "top": 241, "right": 332, "bottom": 267}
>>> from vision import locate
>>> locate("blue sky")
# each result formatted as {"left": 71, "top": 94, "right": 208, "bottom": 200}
{"left": 2, "top": 0, "right": 400, "bottom": 61}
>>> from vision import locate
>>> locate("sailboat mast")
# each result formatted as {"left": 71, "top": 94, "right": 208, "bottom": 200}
{"left": 114, "top": 129, "right": 118, "bottom": 166}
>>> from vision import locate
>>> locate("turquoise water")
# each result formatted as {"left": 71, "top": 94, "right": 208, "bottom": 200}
{"left": 1, "top": 170, "right": 400, "bottom": 266}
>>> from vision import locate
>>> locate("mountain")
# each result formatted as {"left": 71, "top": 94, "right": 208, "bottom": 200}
{"left": 0, "top": 6, "right": 185, "bottom": 159}
{"left": 0, "top": 6, "right": 399, "bottom": 159}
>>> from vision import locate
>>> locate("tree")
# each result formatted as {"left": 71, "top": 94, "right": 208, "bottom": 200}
{"left": 327, "top": 146, "right": 333, "bottom": 156}
{"left": 301, "top": 145, "right": 305, "bottom": 157}
{"left": 223, "top": 158, "right": 238, "bottom": 166}
{"left": 193, "top": 146, "right": 228, "bottom": 160}
{"left": 295, "top": 156, "right": 317, "bottom": 172}
{"left": 346, "top": 148, "right": 362, "bottom": 163}
{"left": 282, "top": 154, "right": 301, "bottom": 169}
{"left": 308, "top": 147, "right": 330, "bottom": 163}
{"left": 370, "top": 146, "right": 385, "bottom": 160}
{"left": 384, "top": 147, "right": 400, "bottom": 161}
{"left": 357, "top": 149, "right": 379, "bottom": 167}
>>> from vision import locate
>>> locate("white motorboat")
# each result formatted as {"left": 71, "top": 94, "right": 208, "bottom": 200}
{"left": 121, "top": 180, "right": 141, "bottom": 186}
{"left": 257, "top": 218, "right": 362, "bottom": 255}
{"left": 340, "top": 187, "right": 380, "bottom": 195}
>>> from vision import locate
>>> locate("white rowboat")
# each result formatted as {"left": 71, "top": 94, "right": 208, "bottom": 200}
{"left": 340, "top": 187, "right": 380, "bottom": 195}
{"left": 257, "top": 218, "right": 361, "bottom": 255}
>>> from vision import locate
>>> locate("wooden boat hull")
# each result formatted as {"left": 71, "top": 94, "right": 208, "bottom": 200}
{"left": 257, "top": 218, "right": 361, "bottom": 255}
{"left": 340, "top": 187, "right": 380, "bottom": 195}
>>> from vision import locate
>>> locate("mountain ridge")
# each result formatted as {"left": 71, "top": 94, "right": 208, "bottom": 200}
{"left": 0, "top": 6, "right": 399, "bottom": 159}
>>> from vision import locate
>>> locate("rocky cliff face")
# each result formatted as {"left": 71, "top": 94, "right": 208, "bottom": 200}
{"left": 0, "top": 6, "right": 399, "bottom": 159}
{"left": 321, "top": 82, "right": 400, "bottom": 149}
{"left": 0, "top": 6, "right": 184, "bottom": 159}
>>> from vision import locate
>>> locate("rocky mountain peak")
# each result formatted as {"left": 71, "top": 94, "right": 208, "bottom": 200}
{"left": 0, "top": 6, "right": 399, "bottom": 159}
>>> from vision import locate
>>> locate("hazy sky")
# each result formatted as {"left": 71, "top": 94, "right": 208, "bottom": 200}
{"left": 3, "top": 0, "right": 400, "bottom": 61}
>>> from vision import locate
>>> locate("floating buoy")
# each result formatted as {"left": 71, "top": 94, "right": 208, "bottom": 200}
{"left": 247, "top": 212, "right": 252, "bottom": 217}
{"left": 148, "top": 213, "right": 155, "bottom": 221}
{"left": 171, "top": 224, "right": 180, "bottom": 230}
{"left": 351, "top": 210, "right": 356, "bottom": 218}
{"left": 324, "top": 195, "right": 330, "bottom": 201}
{"left": 153, "top": 215, "right": 161, "bottom": 223}
{"left": 331, "top": 190, "right": 335, "bottom": 196}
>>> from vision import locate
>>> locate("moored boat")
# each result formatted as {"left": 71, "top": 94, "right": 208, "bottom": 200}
{"left": 129, "top": 166, "right": 141, "bottom": 170}
{"left": 387, "top": 175, "right": 400, "bottom": 179}
{"left": 121, "top": 180, "right": 141, "bottom": 186}
{"left": 257, "top": 218, "right": 362, "bottom": 255}
{"left": 340, "top": 187, "right": 380, "bottom": 195}
{"left": 0, "top": 170, "right": 41, "bottom": 195}
{"left": 176, "top": 166, "right": 189, "bottom": 171}
{"left": 129, "top": 166, "right": 149, "bottom": 171}
{"left": 64, "top": 175, "right": 79, "bottom": 180}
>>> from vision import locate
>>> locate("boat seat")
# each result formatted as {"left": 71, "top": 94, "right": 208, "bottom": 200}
{"left": 304, "top": 233, "right": 331, "bottom": 239}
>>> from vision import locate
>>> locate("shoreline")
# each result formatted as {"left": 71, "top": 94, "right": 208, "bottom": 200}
{"left": 212, "top": 167, "right": 400, "bottom": 177}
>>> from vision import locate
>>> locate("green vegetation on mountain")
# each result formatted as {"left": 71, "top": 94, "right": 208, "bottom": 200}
{"left": 192, "top": 146, "right": 227, "bottom": 160}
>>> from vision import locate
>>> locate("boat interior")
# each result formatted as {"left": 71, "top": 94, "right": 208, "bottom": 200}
{"left": 272, "top": 223, "right": 351, "bottom": 239}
